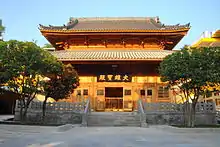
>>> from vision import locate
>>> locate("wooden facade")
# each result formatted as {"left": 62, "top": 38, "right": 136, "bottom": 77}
{"left": 40, "top": 17, "right": 190, "bottom": 111}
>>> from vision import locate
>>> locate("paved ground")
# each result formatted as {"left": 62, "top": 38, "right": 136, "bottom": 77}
{"left": 0, "top": 124, "right": 56, "bottom": 146}
{"left": 0, "top": 115, "right": 14, "bottom": 121}
{"left": 0, "top": 124, "right": 220, "bottom": 147}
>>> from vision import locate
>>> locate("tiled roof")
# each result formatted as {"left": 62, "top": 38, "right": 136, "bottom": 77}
{"left": 39, "top": 17, "right": 190, "bottom": 31}
{"left": 197, "top": 41, "right": 220, "bottom": 47}
{"left": 192, "top": 39, "right": 220, "bottom": 47}
{"left": 212, "top": 30, "right": 220, "bottom": 38}
{"left": 210, "top": 41, "right": 220, "bottom": 47}
{"left": 192, "top": 30, "right": 220, "bottom": 47}
{"left": 51, "top": 49, "right": 174, "bottom": 61}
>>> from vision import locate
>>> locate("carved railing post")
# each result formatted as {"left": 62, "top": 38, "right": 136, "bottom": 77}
{"left": 137, "top": 98, "right": 148, "bottom": 128}
{"left": 81, "top": 97, "right": 90, "bottom": 127}
{"left": 81, "top": 113, "right": 87, "bottom": 127}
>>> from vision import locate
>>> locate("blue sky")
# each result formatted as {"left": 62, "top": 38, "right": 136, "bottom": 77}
{"left": 0, "top": 0, "right": 219, "bottom": 49}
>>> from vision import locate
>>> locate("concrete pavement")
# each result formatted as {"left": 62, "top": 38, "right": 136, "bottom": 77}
{"left": 0, "top": 124, "right": 56, "bottom": 146}
{"left": 0, "top": 125, "right": 220, "bottom": 147}
{"left": 0, "top": 115, "right": 14, "bottom": 121}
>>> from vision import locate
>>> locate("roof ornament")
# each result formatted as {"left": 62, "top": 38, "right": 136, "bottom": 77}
{"left": 38, "top": 24, "right": 45, "bottom": 30}
{"left": 67, "top": 19, "right": 78, "bottom": 29}
{"left": 69, "top": 17, "right": 74, "bottom": 22}
{"left": 186, "top": 23, "right": 190, "bottom": 27}
{"left": 155, "top": 16, "right": 160, "bottom": 23}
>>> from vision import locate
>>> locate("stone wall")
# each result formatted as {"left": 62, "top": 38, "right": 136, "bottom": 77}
{"left": 143, "top": 102, "right": 217, "bottom": 125}
{"left": 14, "top": 101, "right": 85, "bottom": 125}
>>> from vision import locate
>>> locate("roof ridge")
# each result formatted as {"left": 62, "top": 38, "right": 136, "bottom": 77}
{"left": 70, "top": 17, "right": 158, "bottom": 21}
{"left": 55, "top": 49, "right": 174, "bottom": 52}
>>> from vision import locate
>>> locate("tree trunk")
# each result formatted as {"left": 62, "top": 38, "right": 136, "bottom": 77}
{"left": 182, "top": 91, "right": 189, "bottom": 127}
{"left": 19, "top": 106, "right": 23, "bottom": 121}
{"left": 183, "top": 102, "right": 187, "bottom": 127}
{"left": 187, "top": 103, "right": 192, "bottom": 127}
{"left": 19, "top": 100, "right": 24, "bottom": 121}
{"left": 191, "top": 102, "right": 197, "bottom": 128}
{"left": 42, "top": 96, "right": 48, "bottom": 121}
{"left": 22, "top": 105, "right": 29, "bottom": 122}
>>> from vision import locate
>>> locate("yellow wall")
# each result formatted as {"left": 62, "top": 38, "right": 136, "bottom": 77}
{"left": 67, "top": 76, "right": 175, "bottom": 111}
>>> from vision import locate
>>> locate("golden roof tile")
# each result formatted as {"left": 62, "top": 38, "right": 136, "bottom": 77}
{"left": 51, "top": 49, "right": 174, "bottom": 61}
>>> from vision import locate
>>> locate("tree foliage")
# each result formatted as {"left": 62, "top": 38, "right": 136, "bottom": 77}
{"left": 0, "top": 40, "right": 62, "bottom": 120}
{"left": 0, "top": 19, "right": 5, "bottom": 41}
{"left": 42, "top": 64, "right": 79, "bottom": 117}
{"left": 0, "top": 40, "right": 79, "bottom": 121}
{"left": 44, "top": 64, "right": 79, "bottom": 100}
{"left": 159, "top": 46, "right": 220, "bottom": 127}
{"left": 42, "top": 43, "right": 53, "bottom": 48}
{"left": 0, "top": 25, "right": 5, "bottom": 32}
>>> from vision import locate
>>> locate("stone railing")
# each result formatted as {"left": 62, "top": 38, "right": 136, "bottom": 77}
{"left": 137, "top": 99, "right": 148, "bottom": 127}
{"left": 81, "top": 97, "right": 91, "bottom": 127}
{"left": 14, "top": 100, "right": 86, "bottom": 125}
{"left": 141, "top": 102, "right": 216, "bottom": 125}
{"left": 143, "top": 102, "right": 215, "bottom": 113}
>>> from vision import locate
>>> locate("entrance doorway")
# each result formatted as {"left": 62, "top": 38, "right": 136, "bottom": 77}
{"left": 105, "top": 87, "right": 123, "bottom": 111}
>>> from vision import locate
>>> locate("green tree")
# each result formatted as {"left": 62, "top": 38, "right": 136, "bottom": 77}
{"left": 42, "top": 64, "right": 79, "bottom": 118}
{"left": 159, "top": 46, "right": 220, "bottom": 127}
{"left": 0, "top": 40, "right": 62, "bottom": 120}
{"left": 0, "top": 26, "right": 4, "bottom": 32}
{"left": 0, "top": 24, "right": 5, "bottom": 32}
{"left": 0, "top": 19, "right": 5, "bottom": 41}
{"left": 0, "top": 41, "right": 7, "bottom": 86}
{"left": 42, "top": 43, "right": 53, "bottom": 48}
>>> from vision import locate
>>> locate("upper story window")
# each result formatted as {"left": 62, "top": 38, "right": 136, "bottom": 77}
{"left": 106, "top": 39, "right": 123, "bottom": 48}
{"left": 77, "top": 90, "right": 81, "bottom": 96}
{"left": 147, "top": 89, "right": 152, "bottom": 96}
{"left": 140, "top": 90, "right": 145, "bottom": 96}
{"left": 124, "top": 89, "right": 131, "bottom": 96}
{"left": 97, "top": 90, "right": 104, "bottom": 96}
{"left": 83, "top": 89, "right": 88, "bottom": 96}
{"left": 158, "top": 86, "right": 169, "bottom": 98}
{"left": 124, "top": 38, "right": 141, "bottom": 48}
{"left": 88, "top": 38, "right": 105, "bottom": 47}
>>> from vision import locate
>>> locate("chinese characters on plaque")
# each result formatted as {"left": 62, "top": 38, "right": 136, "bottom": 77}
{"left": 97, "top": 74, "right": 132, "bottom": 82}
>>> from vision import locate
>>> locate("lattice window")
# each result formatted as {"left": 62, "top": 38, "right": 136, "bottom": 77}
{"left": 88, "top": 38, "right": 104, "bottom": 46}
{"left": 147, "top": 89, "right": 152, "bottom": 96}
{"left": 158, "top": 86, "right": 169, "bottom": 98}
{"left": 140, "top": 90, "right": 145, "bottom": 96}
{"left": 97, "top": 90, "right": 104, "bottom": 96}
{"left": 77, "top": 90, "right": 81, "bottom": 96}
{"left": 106, "top": 39, "right": 123, "bottom": 48}
{"left": 83, "top": 89, "right": 88, "bottom": 96}
{"left": 125, "top": 89, "right": 131, "bottom": 96}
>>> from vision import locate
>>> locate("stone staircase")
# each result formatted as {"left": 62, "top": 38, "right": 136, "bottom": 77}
{"left": 87, "top": 112, "right": 141, "bottom": 127}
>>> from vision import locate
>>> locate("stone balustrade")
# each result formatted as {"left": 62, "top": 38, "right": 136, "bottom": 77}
{"left": 14, "top": 100, "right": 86, "bottom": 125}
{"left": 140, "top": 102, "right": 216, "bottom": 125}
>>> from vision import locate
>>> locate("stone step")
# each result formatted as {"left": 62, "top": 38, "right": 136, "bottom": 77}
{"left": 88, "top": 115, "right": 140, "bottom": 119}
{"left": 88, "top": 119, "right": 140, "bottom": 124}
{"left": 87, "top": 112, "right": 141, "bottom": 127}
{"left": 88, "top": 112, "right": 138, "bottom": 116}
{"left": 88, "top": 121, "right": 140, "bottom": 127}
{"left": 88, "top": 124, "right": 140, "bottom": 127}
{"left": 88, "top": 116, "right": 140, "bottom": 121}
